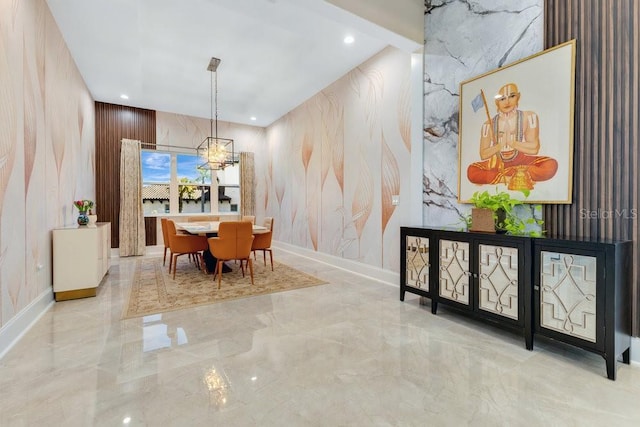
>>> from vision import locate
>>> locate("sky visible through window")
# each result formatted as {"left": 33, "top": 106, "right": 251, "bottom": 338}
{"left": 141, "top": 151, "right": 211, "bottom": 184}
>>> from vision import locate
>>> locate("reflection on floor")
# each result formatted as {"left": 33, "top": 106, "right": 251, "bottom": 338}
{"left": 1, "top": 248, "right": 639, "bottom": 425}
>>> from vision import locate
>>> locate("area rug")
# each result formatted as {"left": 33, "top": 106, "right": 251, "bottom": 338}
{"left": 123, "top": 257, "right": 327, "bottom": 319}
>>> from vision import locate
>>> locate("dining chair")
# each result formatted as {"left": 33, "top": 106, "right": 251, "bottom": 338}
{"left": 233, "top": 215, "right": 254, "bottom": 265}
{"left": 166, "top": 219, "right": 209, "bottom": 279}
{"left": 207, "top": 221, "right": 254, "bottom": 289}
{"left": 241, "top": 215, "right": 256, "bottom": 224}
{"left": 160, "top": 218, "right": 171, "bottom": 266}
{"left": 251, "top": 217, "right": 274, "bottom": 271}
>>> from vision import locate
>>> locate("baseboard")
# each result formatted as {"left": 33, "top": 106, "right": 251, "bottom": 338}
{"left": 0, "top": 289, "right": 54, "bottom": 359}
{"left": 273, "top": 241, "right": 399, "bottom": 287}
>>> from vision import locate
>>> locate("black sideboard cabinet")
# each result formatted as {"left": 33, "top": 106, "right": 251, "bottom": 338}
{"left": 401, "top": 227, "right": 532, "bottom": 349}
{"left": 533, "top": 237, "right": 632, "bottom": 380}
{"left": 400, "top": 227, "right": 632, "bottom": 380}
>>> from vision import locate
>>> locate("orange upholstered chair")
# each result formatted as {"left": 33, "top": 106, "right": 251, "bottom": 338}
{"left": 166, "top": 219, "right": 209, "bottom": 279}
{"left": 160, "top": 218, "right": 172, "bottom": 266}
{"left": 252, "top": 217, "right": 274, "bottom": 271}
{"left": 207, "top": 221, "right": 254, "bottom": 289}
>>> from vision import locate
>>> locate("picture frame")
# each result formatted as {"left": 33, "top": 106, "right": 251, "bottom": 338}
{"left": 457, "top": 40, "right": 576, "bottom": 204}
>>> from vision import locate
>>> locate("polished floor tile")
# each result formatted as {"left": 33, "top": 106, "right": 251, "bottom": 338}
{"left": 1, "top": 248, "right": 639, "bottom": 426}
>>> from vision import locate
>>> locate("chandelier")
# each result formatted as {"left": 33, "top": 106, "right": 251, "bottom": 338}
{"left": 197, "top": 57, "right": 234, "bottom": 171}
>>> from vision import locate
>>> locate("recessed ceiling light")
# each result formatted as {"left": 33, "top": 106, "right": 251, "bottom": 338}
{"left": 120, "top": 94, "right": 129, "bottom": 100}
{"left": 343, "top": 35, "right": 354, "bottom": 44}
{"left": 250, "top": 116, "right": 257, "bottom": 121}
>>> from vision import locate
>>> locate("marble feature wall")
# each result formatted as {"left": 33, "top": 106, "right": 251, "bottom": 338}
{"left": 0, "top": 0, "right": 95, "bottom": 328}
{"left": 422, "top": 0, "right": 543, "bottom": 226}
{"left": 264, "top": 47, "right": 412, "bottom": 271}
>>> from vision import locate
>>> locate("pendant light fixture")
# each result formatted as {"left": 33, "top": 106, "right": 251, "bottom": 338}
{"left": 197, "top": 57, "right": 234, "bottom": 170}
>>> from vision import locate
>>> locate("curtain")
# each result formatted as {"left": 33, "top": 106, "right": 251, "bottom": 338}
{"left": 119, "top": 139, "right": 146, "bottom": 256}
{"left": 239, "top": 152, "right": 255, "bottom": 217}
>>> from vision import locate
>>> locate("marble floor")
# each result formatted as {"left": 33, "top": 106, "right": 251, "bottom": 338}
{"left": 1, "top": 248, "right": 639, "bottom": 426}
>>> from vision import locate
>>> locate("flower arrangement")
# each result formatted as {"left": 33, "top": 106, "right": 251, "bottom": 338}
{"left": 73, "top": 199, "right": 94, "bottom": 213}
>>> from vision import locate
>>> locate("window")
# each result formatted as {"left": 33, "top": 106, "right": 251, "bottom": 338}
{"left": 141, "top": 150, "right": 213, "bottom": 214}
{"left": 141, "top": 151, "right": 171, "bottom": 215}
{"left": 176, "top": 153, "right": 212, "bottom": 214}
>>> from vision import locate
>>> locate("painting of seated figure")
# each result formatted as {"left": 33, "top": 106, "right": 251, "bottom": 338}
{"left": 458, "top": 40, "right": 576, "bottom": 204}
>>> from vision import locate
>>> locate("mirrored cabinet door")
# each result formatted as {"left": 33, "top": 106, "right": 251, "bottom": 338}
{"left": 405, "top": 236, "right": 430, "bottom": 292}
{"left": 478, "top": 244, "right": 519, "bottom": 320}
{"left": 539, "top": 251, "right": 597, "bottom": 342}
{"left": 439, "top": 239, "right": 471, "bottom": 305}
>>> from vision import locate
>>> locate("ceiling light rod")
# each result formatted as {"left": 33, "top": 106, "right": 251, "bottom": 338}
{"left": 197, "top": 56, "right": 235, "bottom": 171}
{"left": 208, "top": 57, "right": 220, "bottom": 140}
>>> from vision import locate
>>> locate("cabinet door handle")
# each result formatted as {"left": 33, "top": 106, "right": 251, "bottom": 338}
{"left": 534, "top": 285, "right": 540, "bottom": 291}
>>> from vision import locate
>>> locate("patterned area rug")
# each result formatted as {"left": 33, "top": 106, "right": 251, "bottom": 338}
{"left": 123, "top": 257, "right": 327, "bottom": 319}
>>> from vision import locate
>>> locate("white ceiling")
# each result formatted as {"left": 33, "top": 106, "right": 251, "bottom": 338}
{"left": 46, "top": 0, "right": 420, "bottom": 127}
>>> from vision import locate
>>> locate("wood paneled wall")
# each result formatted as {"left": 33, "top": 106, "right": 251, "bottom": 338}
{"left": 95, "top": 102, "right": 157, "bottom": 248}
{"left": 544, "top": 0, "right": 640, "bottom": 335}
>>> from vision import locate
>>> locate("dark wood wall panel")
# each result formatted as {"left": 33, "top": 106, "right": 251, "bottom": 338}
{"left": 544, "top": 0, "right": 640, "bottom": 335}
{"left": 144, "top": 217, "right": 157, "bottom": 247}
{"left": 95, "top": 102, "right": 157, "bottom": 248}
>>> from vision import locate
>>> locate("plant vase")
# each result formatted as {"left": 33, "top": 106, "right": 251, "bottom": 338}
{"left": 469, "top": 207, "right": 495, "bottom": 233}
{"left": 77, "top": 212, "right": 89, "bottom": 226}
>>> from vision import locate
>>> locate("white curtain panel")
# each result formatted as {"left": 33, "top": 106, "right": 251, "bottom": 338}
{"left": 119, "top": 139, "right": 146, "bottom": 256}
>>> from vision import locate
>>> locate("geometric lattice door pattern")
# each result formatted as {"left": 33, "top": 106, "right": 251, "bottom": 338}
{"left": 439, "top": 240, "right": 470, "bottom": 305}
{"left": 478, "top": 244, "right": 519, "bottom": 320}
{"left": 540, "top": 251, "right": 597, "bottom": 342}
{"left": 405, "top": 236, "right": 429, "bottom": 291}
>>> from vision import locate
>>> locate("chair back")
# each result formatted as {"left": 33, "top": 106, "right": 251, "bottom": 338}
{"left": 252, "top": 217, "right": 273, "bottom": 249}
{"left": 210, "top": 221, "right": 254, "bottom": 260}
{"left": 241, "top": 215, "right": 256, "bottom": 224}
{"left": 165, "top": 219, "right": 178, "bottom": 240}
{"left": 160, "top": 218, "right": 169, "bottom": 246}
{"left": 165, "top": 219, "right": 182, "bottom": 251}
{"left": 250, "top": 217, "right": 274, "bottom": 270}
{"left": 163, "top": 219, "right": 178, "bottom": 236}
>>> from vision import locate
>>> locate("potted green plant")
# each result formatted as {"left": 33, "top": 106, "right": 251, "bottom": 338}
{"left": 467, "top": 189, "right": 544, "bottom": 236}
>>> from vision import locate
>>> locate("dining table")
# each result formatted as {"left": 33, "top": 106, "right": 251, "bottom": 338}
{"left": 174, "top": 221, "right": 268, "bottom": 274}
{"left": 175, "top": 221, "right": 268, "bottom": 236}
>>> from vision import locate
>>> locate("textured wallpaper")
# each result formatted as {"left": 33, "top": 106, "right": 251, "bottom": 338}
{"left": 156, "top": 45, "right": 411, "bottom": 275}
{"left": 0, "top": 0, "right": 95, "bottom": 327}
{"left": 156, "top": 111, "right": 265, "bottom": 155}
{"left": 263, "top": 47, "right": 411, "bottom": 271}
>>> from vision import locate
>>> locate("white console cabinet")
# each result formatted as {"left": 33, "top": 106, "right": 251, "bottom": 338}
{"left": 53, "top": 222, "right": 111, "bottom": 301}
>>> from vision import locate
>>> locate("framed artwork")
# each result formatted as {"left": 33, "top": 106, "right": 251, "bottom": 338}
{"left": 458, "top": 40, "right": 576, "bottom": 203}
